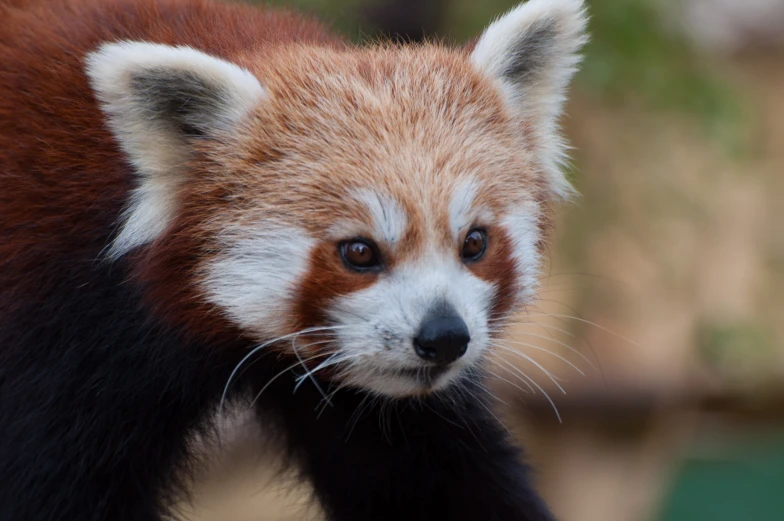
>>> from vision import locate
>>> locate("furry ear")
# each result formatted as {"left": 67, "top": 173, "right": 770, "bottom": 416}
{"left": 85, "top": 41, "right": 264, "bottom": 257}
{"left": 471, "top": 0, "right": 588, "bottom": 199}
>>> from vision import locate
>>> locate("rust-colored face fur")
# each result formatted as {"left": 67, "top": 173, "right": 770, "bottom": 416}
{"left": 86, "top": 0, "right": 588, "bottom": 397}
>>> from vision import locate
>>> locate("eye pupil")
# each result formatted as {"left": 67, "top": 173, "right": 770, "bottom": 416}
{"left": 342, "top": 240, "right": 380, "bottom": 270}
{"left": 462, "top": 229, "right": 486, "bottom": 261}
{"left": 350, "top": 243, "right": 370, "bottom": 262}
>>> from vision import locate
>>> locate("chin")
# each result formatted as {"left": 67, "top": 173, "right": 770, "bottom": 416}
{"left": 345, "top": 364, "right": 468, "bottom": 398}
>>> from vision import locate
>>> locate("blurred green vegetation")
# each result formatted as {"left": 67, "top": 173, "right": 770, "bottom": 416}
{"left": 700, "top": 322, "right": 774, "bottom": 371}
{"left": 259, "top": 0, "right": 749, "bottom": 153}
{"left": 577, "top": 0, "right": 748, "bottom": 155}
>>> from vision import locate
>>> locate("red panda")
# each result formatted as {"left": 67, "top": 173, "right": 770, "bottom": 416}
{"left": 0, "top": 0, "right": 588, "bottom": 520}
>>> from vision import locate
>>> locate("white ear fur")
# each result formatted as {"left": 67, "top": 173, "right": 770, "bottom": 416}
{"left": 471, "top": 0, "right": 588, "bottom": 199}
{"left": 85, "top": 41, "right": 264, "bottom": 258}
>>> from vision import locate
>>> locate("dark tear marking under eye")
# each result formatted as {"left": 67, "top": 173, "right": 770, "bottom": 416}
{"left": 291, "top": 242, "right": 379, "bottom": 334}
{"left": 466, "top": 228, "right": 518, "bottom": 325}
{"left": 501, "top": 19, "right": 557, "bottom": 83}
{"left": 129, "top": 68, "right": 229, "bottom": 138}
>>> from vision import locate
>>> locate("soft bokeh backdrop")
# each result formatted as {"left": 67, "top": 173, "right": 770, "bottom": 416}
{"left": 179, "top": 1, "right": 784, "bottom": 520}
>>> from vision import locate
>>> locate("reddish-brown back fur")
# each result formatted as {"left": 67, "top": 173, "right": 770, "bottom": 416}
{"left": 0, "top": 0, "right": 343, "bottom": 337}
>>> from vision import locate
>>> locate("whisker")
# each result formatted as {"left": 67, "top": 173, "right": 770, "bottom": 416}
{"left": 488, "top": 302, "right": 610, "bottom": 389}
{"left": 543, "top": 271, "right": 626, "bottom": 286}
{"left": 469, "top": 375, "right": 511, "bottom": 408}
{"left": 473, "top": 392, "right": 514, "bottom": 438}
{"left": 525, "top": 312, "right": 641, "bottom": 347}
{"left": 539, "top": 280, "right": 590, "bottom": 287}
{"left": 484, "top": 367, "right": 533, "bottom": 395}
{"left": 294, "top": 352, "right": 364, "bottom": 392}
{"left": 291, "top": 344, "right": 341, "bottom": 392}
{"left": 249, "top": 351, "right": 335, "bottom": 409}
{"left": 490, "top": 344, "right": 567, "bottom": 392}
{"left": 434, "top": 387, "right": 488, "bottom": 451}
{"left": 519, "top": 321, "right": 576, "bottom": 338}
{"left": 495, "top": 337, "right": 589, "bottom": 375}
{"left": 344, "top": 394, "right": 376, "bottom": 442}
{"left": 490, "top": 316, "right": 608, "bottom": 391}
{"left": 420, "top": 400, "right": 465, "bottom": 430}
{"left": 490, "top": 360, "right": 536, "bottom": 394}
{"left": 317, "top": 381, "right": 349, "bottom": 417}
{"left": 514, "top": 330, "right": 595, "bottom": 371}
{"left": 381, "top": 399, "right": 397, "bottom": 444}
{"left": 291, "top": 338, "right": 333, "bottom": 406}
{"left": 219, "top": 325, "right": 352, "bottom": 414}
{"left": 492, "top": 358, "right": 562, "bottom": 423}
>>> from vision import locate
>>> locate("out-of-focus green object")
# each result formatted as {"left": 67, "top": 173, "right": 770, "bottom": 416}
{"left": 658, "top": 432, "right": 784, "bottom": 521}
{"left": 578, "top": 0, "right": 748, "bottom": 156}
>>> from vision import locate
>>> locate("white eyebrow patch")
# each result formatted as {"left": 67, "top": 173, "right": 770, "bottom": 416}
{"left": 354, "top": 190, "right": 407, "bottom": 244}
{"left": 449, "top": 179, "right": 493, "bottom": 238}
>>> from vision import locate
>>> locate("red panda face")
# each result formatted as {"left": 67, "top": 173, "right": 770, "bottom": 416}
{"left": 192, "top": 48, "right": 548, "bottom": 397}
{"left": 86, "top": 0, "right": 587, "bottom": 398}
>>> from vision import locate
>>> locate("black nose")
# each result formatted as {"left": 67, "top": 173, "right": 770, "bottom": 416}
{"left": 414, "top": 310, "right": 470, "bottom": 365}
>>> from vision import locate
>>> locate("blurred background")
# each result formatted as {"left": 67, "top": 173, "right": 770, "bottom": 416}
{"left": 179, "top": 1, "right": 784, "bottom": 520}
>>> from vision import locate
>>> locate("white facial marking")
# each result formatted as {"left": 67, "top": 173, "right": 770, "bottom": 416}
{"left": 471, "top": 0, "right": 588, "bottom": 199}
{"left": 354, "top": 190, "right": 408, "bottom": 245}
{"left": 111, "top": 176, "right": 181, "bottom": 260}
{"left": 502, "top": 204, "right": 542, "bottom": 303}
{"left": 448, "top": 179, "right": 494, "bottom": 239}
{"left": 449, "top": 179, "right": 478, "bottom": 238}
{"left": 202, "top": 222, "right": 314, "bottom": 338}
{"left": 86, "top": 41, "right": 265, "bottom": 258}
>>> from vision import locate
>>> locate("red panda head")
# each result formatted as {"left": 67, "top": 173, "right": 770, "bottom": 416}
{"left": 86, "top": 0, "right": 588, "bottom": 397}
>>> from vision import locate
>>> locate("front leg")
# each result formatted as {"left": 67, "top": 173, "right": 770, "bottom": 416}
{"left": 274, "top": 381, "right": 555, "bottom": 521}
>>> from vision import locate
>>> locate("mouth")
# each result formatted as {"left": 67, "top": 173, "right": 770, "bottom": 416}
{"left": 344, "top": 362, "right": 463, "bottom": 398}
{"left": 382, "top": 365, "right": 453, "bottom": 386}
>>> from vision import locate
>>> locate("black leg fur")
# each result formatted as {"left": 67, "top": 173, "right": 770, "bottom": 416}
{"left": 255, "top": 374, "right": 556, "bottom": 521}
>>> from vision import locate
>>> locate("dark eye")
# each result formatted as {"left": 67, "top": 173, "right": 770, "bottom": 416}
{"left": 340, "top": 240, "right": 381, "bottom": 271}
{"left": 462, "top": 229, "right": 487, "bottom": 262}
